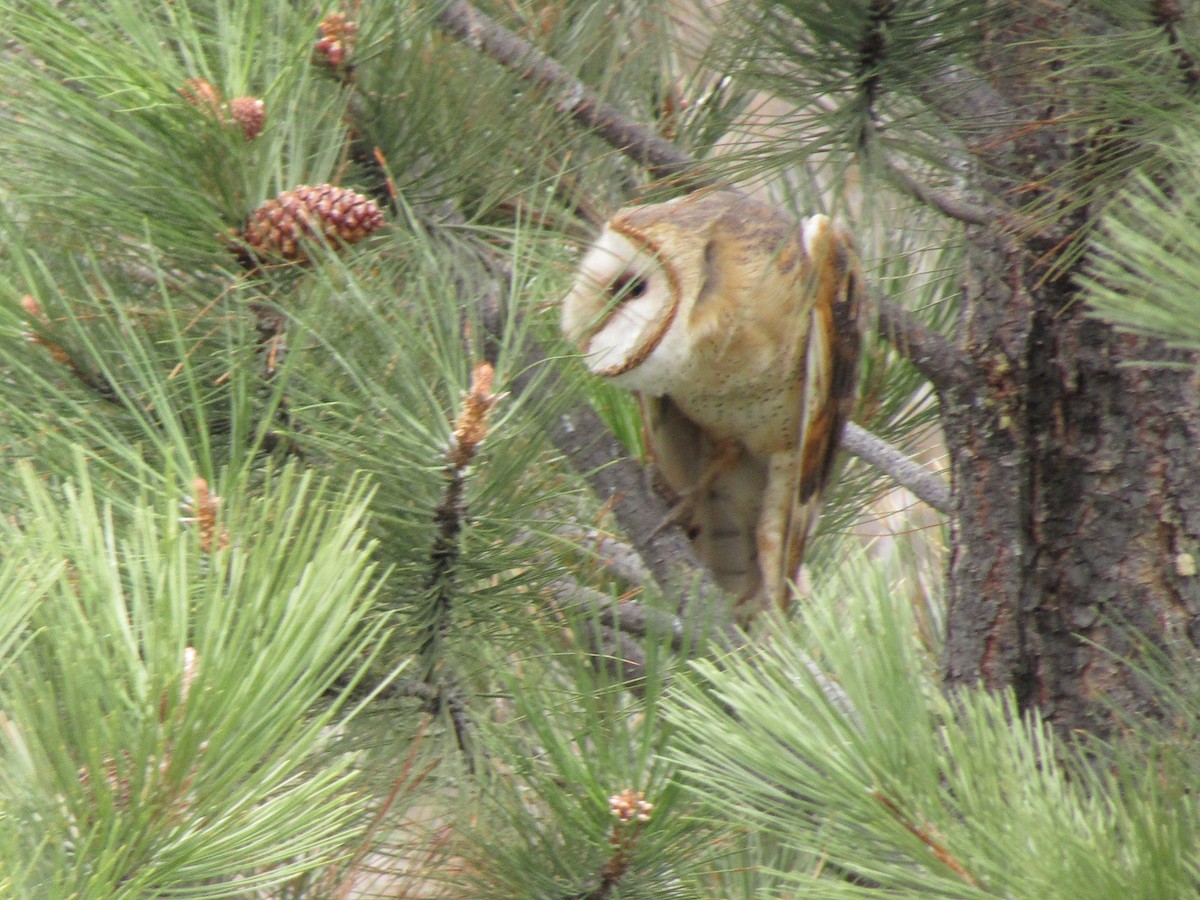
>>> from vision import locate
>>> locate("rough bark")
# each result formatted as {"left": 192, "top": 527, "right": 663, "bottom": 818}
{"left": 946, "top": 264, "right": 1200, "bottom": 732}
{"left": 940, "top": 11, "right": 1200, "bottom": 734}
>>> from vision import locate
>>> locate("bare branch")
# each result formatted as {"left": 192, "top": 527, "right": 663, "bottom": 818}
{"left": 542, "top": 521, "right": 654, "bottom": 587}
{"left": 875, "top": 296, "right": 977, "bottom": 395}
{"left": 545, "top": 577, "right": 737, "bottom": 651}
{"left": 544, "top": 575, "right": 853, "bottom": 719}
{"left": 887, "top": 165, "right": 1002, "bottom": 229}
{"left": 509, "top": 351, "right": 733, "bottom": 618}
{"left": 842, "top": 422, "right": 950, "bottom": 514}
{"left": 433, "top": 1, "right": 702, "bottom": 187}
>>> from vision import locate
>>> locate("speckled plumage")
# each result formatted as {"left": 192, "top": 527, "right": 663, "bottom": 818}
{"left": 562, "top": 189, "right": 864, "bottom": 622}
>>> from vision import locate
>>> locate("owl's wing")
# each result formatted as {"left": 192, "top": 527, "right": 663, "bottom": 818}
{"left": 779, "top": 221, "right": 865, "bottom": 587}
{"left": 642, "top": 395, "right": 768, "bottom": 603}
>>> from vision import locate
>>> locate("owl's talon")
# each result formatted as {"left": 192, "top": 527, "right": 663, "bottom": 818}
{"left": 649, "top": 489, "right": 700, "bottom": 539}
{"left": 648, "top": 440, "right": 741, "bottom": 539}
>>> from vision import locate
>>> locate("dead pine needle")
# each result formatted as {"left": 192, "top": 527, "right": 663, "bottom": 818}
{"left": 872, "top": 790, "right": 982, "bottom": 889}
{"left": 20, "top": 294, "right": 74, "bottom": 368}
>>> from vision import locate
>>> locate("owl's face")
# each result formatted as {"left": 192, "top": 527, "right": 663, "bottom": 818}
{"left": 562, "top": 191, "right": 808, "bottom": 399}
{"left": 561, "top": 194, "right": 729, "bottom": 394}
{"left": 561, "top": 228, "right": 669, "bottom": 375}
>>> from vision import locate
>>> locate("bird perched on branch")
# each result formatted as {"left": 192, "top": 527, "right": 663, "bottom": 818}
{"left": 562, "top": 189, "right": 864, "bottom": 624}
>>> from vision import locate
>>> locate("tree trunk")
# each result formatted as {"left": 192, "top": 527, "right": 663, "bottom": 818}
{"left": 945, "top": 253, "right": 1200, "bottom": 733}
{"left": 939, "top": 15, "right": 1200, "bottom": 734}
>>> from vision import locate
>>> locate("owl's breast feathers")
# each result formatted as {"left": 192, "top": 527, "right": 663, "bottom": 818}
{"left": 662, "top": 196, "right": 861, "bottom": 460}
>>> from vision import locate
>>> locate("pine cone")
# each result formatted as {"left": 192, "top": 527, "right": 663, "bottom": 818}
{"left": 313, "top": 11, "right": 358, "bottom": 70}
{"left": 181, "top": 80, "right": 264, "bottom": 141}
{"left": 229, "top": 96, "right": 265, "bottom": 140}
{"left": 238, "top": 185, "right": 384, "bottom": 264}
{"left": 180, "top": 77, "right": 222, "bottom": 115}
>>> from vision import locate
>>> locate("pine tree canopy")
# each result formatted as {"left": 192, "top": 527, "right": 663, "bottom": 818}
{"left": 2, "top": 1, "right": 1200, "bottom": 897}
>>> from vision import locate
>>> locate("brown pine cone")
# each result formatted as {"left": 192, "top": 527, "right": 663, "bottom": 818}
{"left": 238, "top": 184, "right": 384, "bottom": 265}
{"left": 229, "top": 96, "right": 265, "bottom": 140}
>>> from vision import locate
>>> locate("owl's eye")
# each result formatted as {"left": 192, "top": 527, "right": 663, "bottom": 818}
{"left": 610, "top": 272, "right": 648, "bottom": 301}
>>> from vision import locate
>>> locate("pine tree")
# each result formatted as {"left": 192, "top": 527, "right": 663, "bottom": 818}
{"left": 2, "top": 1, "right": 1200, "bottom": 897}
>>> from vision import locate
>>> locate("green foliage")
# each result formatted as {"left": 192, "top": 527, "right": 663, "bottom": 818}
{"left": 669, "top": 556, "right": 1200, "bottom": 898}
{"left": 462, "top": 634, "right": 705, "bottom": 898}
{"left": 273, "top": 228, "right": 582, "bottom": 677}
{"left": 1082, "top": 132, "right": 1200, "bottom": 354}
{"left": 8, "top": 0, "right": 1197, "bottom": 896}
{"left": 0, "top": 461, "right": 390, "bottom": 896}
{"left": 713, "top": 0, "right": 985, "bottom": 176}
{"left": 0, "top": 239, "right": 278, "bottom": 502}
{"left": 3, "top": 2, "right": 350, "bottom": 267}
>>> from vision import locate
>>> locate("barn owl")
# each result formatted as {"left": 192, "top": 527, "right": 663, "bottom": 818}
{"left": 562, "top": 189, "right": 864, "bottom": 623}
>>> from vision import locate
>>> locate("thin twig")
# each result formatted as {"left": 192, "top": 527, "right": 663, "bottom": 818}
{"left": 1152, "top": 0, "right": 1200, "bottom": 93}
{"left": 19, "top": 294, "right": 124, "bottom": 404}
{"left": 418, "top": 363, "right": 504, "bottom": 665}
{"left": 433, "top": 0, "right": 702, "bottom": 187}
{"left": 858, "top": 0, "right": 898, "bottom": 137}
{"left": 330, "top": 719, "right": 437, "bottom": 900}
{"left": 875, "top": 296, "right": 975, "bottom": 396}
{"left": 391, "top": 678, "right": 478, "bottom": 764}
{"left": 408, "top": 363, "right": 503, "bottom": 767}
{"left": 843, "top": 423, "right": 950, "bottom": 514}
{"left": 887, "top": 165, "right": 1003, "bottom": 230}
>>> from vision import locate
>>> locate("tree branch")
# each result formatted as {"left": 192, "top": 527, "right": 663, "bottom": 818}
{"left": 508, "top": 345, "right": 733, "bottom": 618}
{"left": 546, "top": 577, "right": 738, "bottom": 651}
{"left": 875, "top": 295, "right": 977, "bottom": 395}
{"left": 391, "top": 678, "right": 478, "bottom": 764}
{"left": 433, "top": 1, "right": 701, "bottom": 187}
{"left": 1152, "top": 0, "right": 1200, "bottom": 93}
{"left": 887, "top": 164, "right": 1002, "bottom": 229}
{"left": 842, "top": 422, "right": 950, "bottom": 514}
